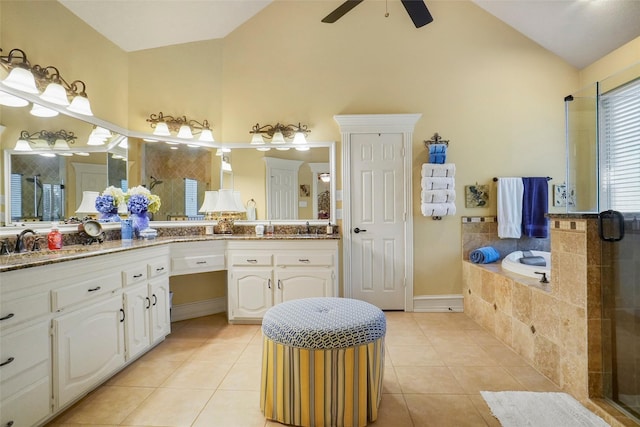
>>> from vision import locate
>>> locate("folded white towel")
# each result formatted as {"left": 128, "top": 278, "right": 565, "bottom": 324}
{"left": 497, "top": 177, "right": 524, "bottom": 238}
{"left": 421, "top": 163, "right": 456, "bottom": 178}
{"left": 421, "top": 177, "right": 455, "bottom": 190}
{"left": 421, "top": 189, "right": 456, "bottom": 204}
{"left": 421, "top": 202, "right": 456, "bottom": 217}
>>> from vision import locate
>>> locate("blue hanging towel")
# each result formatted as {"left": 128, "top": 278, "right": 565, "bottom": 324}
{"left": 428, "top": 144, "right": 447, "bottom": 164}
{"left": 522, "top": 177, "right": 549, "bottom": 238}
{"left": 469, "top": 246, "right": 500, "bottom": 264}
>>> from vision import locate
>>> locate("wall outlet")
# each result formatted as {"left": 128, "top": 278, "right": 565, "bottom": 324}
{"left": 205, "top": 225, "right": 214, "bottom": 235}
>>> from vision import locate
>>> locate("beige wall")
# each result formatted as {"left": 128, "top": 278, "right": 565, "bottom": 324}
{"left": 3, "top": 1, "right": 638, "bottom": 301}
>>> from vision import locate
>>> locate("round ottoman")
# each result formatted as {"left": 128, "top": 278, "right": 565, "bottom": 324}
{"left": 260, "top": 297, "right": 386, "bottom": 427}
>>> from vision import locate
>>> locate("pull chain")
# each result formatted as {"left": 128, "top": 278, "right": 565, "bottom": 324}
{"left": 385, "top": 0, "right": 389, "bottom": 17}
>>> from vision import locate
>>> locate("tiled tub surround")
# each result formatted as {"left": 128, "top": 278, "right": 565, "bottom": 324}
{"left": 463, "top": 215, "right": 639, "bottom": 427}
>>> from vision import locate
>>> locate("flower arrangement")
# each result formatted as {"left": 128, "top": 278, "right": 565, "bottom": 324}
{"left": 125, "top": 185, "right": 161, "bottom": 214}
{"left": 95, "top": 186, "right": 125, "bottom": 217}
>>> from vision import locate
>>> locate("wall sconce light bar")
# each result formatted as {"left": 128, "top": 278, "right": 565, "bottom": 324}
{"left": 249, "top": 122, "right": 311, "bottom": 146}
{"left": 146, "top": 112, "right": 215, "bottom": 143}
{"left": 0, "top": 48, "right": 93, "bottom": 115}
{"left": 15, "top": 129, "right": 77, "bottom": 152}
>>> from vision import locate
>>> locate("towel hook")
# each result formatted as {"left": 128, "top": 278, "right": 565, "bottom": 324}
{"left": 424, "top": 132, "right": 449, "bottom": 149}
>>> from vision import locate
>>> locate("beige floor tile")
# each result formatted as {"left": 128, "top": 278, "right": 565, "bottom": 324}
{"left": 481, "top": 344, "right": 530, "bottom": 367}
{"left": 384, "top": 333, "right": 432, "bottom": 346}
{"left": 219, "top": 362, "right": 263, "bottom": 391}
{"left": 387, "top": 344, "right": 444, "bottom": 366}
{"left": 468, "top": 394, "right": 503, "bottom": 427}
{"left": 448, "top": 366, "right": 526, "bottom": 393}
{"left": 139, "top": 338, "right": 203, "bottom": 362}
{"left": 161, "top": 360, "right": 234, "bottom": 389}
{"left": 167, "top": 325, "right": 224, "bottom": 341}
{"left": 372, "top": 393, "right": 413, "bottom": 426}
{"left": 237, "top": 344, "right": 264, "bottom": 365}
{"left": 436, "top": 344, "right": 499, "bottom": 367}
{"left": 423, "top": 329, "right": 476, "bottom": 347}
{"left": 185, "top": 313, "right": 229, "bottom": 328}
{"left": 51, "top": 386, "right": 154, "bottom": 425}
{"left": 465, "top": 329, "right": 505, "bottom": 347}
{"left": 122, "top": 388, "right": 214, "bottom": 426}
{"left": 205, "top": 324, "right": 261, "bottom": 343}
{"left": 189, "top": 341, "right": 247, "bottom": 363}
{"left": 395, "top": 366, "right": 465, "bottom": 394}
{"left": 404, "top": 394, "right": 489, "bottom": 427}
{"left": 192, "top": 390, "right": 266, "bottom": 427}
{"left": 504, "top": 365, "right": 562, "bottom": 392}
{"left": 106, "top": 359, "right": 182, "bottom": 387}
{"left": 382, "top": 365, "right": 403, "bottom": 394}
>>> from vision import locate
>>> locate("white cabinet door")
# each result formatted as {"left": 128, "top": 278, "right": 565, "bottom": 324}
{"left": 149, "top": 277, "right": 171, "bottom": 344}
{"left": 229, "top": 268, "right": 273, "bottom": 320}
{"left": 275, "top": 269, "right": 334, "bottom": 303}
{"left": 123, "top": 284, "right": 151, "bottom": 361}
{"left": 53, "top": 294, "right": 125, "bottom": 409}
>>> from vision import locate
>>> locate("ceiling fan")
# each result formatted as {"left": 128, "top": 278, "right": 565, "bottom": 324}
{"left": 322, "top": 0, "right": 433, "bottom": 28}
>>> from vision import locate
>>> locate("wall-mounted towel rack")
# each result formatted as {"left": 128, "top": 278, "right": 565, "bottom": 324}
{"left": 424, "top": 132, "right": 449, "bottom": 148}
{"left": 493, "top": 176, "right": 552, "bottom": 182}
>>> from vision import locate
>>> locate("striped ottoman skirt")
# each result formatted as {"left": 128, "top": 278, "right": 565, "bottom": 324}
{"left": 260, "top": 297, "right": 386, "bottom": 427}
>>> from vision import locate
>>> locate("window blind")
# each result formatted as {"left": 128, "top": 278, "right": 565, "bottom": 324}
{"left": 599, "top": 78, "right": 640, "bottom": 213}
{"left": 184, "top": 178, "right": 198, "bottom": 217}
{"left": 10, "top": 174, "right": 22, "bottom": 219}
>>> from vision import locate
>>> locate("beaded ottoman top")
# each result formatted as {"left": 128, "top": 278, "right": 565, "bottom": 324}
{"left": 262, "top": 297, "right": 386, "bottom": 349}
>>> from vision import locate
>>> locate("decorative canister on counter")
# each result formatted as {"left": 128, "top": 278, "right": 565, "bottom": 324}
{"left": 255, "top": 224, "right": 264, "bottom": 236}
{"left": 121, "top": 218, "right": 133, "bottom": 241}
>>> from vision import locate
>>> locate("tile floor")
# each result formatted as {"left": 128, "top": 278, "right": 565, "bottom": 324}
{"left": 46, "top": 311, "right": 562, "bottom": 427}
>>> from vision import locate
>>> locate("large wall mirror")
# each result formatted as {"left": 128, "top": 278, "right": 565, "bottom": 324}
{"left": 2, "top": 87, "right": 335, "bottom": 226}
{"left": 1, "top": 88, "right": 128, "bottom": 226}
{"left": 139, "top": 138, "right": 335, "bottom": 222}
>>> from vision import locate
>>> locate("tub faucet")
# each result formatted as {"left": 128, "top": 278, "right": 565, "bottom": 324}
{"left": 535, "top": 271, "right": 549, "bottom": 284}
{"left": 14, "top": 229, "right": 36, "bottom": 253}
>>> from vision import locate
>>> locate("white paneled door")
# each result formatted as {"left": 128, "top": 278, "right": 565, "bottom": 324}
{"left": 350, "top": 133, "right": 406, "bottom": 309}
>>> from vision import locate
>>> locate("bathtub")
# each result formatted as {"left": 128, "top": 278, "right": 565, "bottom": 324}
{"left": 501, "top": 250, "right": 551, "bottom": 280}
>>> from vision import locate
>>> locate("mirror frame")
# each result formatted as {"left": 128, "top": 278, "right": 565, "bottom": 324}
{"left": 1, "top": 86, "right": 336, "bottom": 228}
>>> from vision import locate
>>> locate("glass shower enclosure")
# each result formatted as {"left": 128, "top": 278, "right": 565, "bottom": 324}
{"left": 565, "top": 62, "right": 640, "bottom": 421}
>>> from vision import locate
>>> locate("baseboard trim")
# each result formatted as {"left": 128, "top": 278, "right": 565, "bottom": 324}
{"left": 171, "top": 297, "right": 227, "bottom": 322}
{"left": 413, "top": 294, "right": 464, "bottom": 312}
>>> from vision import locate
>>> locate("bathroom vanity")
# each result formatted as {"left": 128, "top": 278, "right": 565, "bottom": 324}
{"left": 0, "top": 233, "right": 339, "bottom": 427}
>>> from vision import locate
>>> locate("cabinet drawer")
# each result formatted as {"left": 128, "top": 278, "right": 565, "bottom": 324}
{"left": 0, "top": 321, "right": 49, "bottom": 382}
{"left": 230, "top": 254, "right": 272, "bottom": 266}
{"left": 0, "top": 373, "right": 50, "bottom": 427}
{"left": 0, "top": 291, "right": 50, "bottom": 329}
{"left": 122, "top": 266, "right": 148, "bottom": 286}
{"left": 52, "top": 272, "right": 121, "bottom": 311}
{"left": 172, "top": 254, "right": 225, "bottom": 271}
{"left": 275, "top": 254, "right": 333, "bottom": 267}
{"left": 148, "top": 260, "right": 169, "bottom": 278}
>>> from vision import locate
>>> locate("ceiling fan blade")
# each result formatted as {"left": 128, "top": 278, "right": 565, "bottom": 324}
{"left": 400, "top": 0, "right": 433, "bottom": 28}
{"left": 321, "top": 0, "right": 364, "bottom": 23}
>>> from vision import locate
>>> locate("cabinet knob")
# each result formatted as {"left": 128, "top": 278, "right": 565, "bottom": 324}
{"left": 268, "top": 279, "right": 271, "bottom": 289}
{"left": 247, "top": 259, "right": 258, "bottom": 263}
{"left": 298, "top": 259, "right": 310, "bottom": 263}
{"left": 152, "top": 294, "right": 158, "bottom": 306}
{"left": 120, "top": 308, "right": 125, "bottom": 322}
{"left": 196, "top": 261, "right": 207, "bottom": 265}
{"left": 133, "top": 273, "right": 144, "bottom": 278}
{"left": 145, "top": 297, "right": 151, "bottom": 309}
{"left": 87, "top": 286, "right": 101, "bottom": 292}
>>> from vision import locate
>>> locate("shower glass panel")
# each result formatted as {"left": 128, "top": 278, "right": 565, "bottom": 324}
{"left": 593, "top": 63, "right": 640, "bottom": 421}
{"left": 565, "top": 83, "right": 598, "bottom": 213}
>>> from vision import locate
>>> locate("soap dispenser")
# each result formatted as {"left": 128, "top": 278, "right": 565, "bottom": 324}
{"left": 48, "top": 222, "right": 63, "bottom": 250}
{"left": 326, "top": 222, "right": 333, "bottom": 235}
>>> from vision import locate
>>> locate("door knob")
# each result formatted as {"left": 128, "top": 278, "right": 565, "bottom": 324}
{"left": 353, "top": 227, "right": 367, "bottom": 233}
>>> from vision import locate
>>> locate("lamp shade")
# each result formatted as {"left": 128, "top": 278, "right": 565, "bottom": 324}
{"left": 177, "top": 125, "right": 194, "bottom": 139}
{"left": 30, "top": 103, "right": 59, "bottom": 118}
{"left": 14, "top": 139, "right": 33, "bottom": 151}
{"left": 233, "top": 191, "right": 247, "bottom": 213}
{"left": 40, "top": 82, "right": 70, "bottom": 106}
{"left": 153, "top": 122, "right": 171, "bottom": 136}
{"left": 213, "top": 189, "right": 240, "bottom": 213}
{"left": 2, "top": 67, "right": 39, "bottom": 93}
{"left": 67, "top": 94, "right": 93, "bottom": 116}
{"left": 76, "top": 191, "right": 99, "bottom": 214}
{"left": 293, "top": 131, "right": 307, "bottom": 145}
{"left": 198, "top": 128, "right": 215, "bottom": 142}
{"left": 271, "top": 131, "right": 286, "bottom": 144}
{"left": 199, "top": 191, "right": 219, "bottom": 213}
{"left": 0, "top": 90, "right": 29, "bottom": 107}
{"left": 250, "top": 133, "right": 265, "bottom": 145}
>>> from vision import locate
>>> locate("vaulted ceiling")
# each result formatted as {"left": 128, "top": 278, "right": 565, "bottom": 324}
{"left": 59, "top": 0, "right": 640, "bottom": 69}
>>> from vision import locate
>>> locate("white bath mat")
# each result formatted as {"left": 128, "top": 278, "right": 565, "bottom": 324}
{"left": 481, "top": 391, "right": 610, "bottom": 427}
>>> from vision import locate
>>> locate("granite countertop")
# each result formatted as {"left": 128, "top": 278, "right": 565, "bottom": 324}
{"left": 0, "top": 233, "right": 340, "bottom": 273}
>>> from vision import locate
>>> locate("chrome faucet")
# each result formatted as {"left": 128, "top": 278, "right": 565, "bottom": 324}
{"left": 14, "top": 229, "right": 36, "bottom": 253}
{"left": 306, "top": 221, "right": 311, "bottom": 234}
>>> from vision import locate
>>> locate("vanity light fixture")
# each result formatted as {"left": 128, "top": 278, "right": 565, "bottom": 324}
{"left": 319, "top": 173, "right": 331, "bottom": 183}
{"left": 86, "top": 126, "right": 112, "bottom": 146}
{"left": 249, "top": 122, "right": 310, "bottom": 149}
{"left": 15, "top": 129, "right": 77, "bottom": 152}
{"left": 0, "top": 48, "right": 93, "bottom": 115}
{"left": 146, "top": 112, "right": 215, "bottom": 143}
